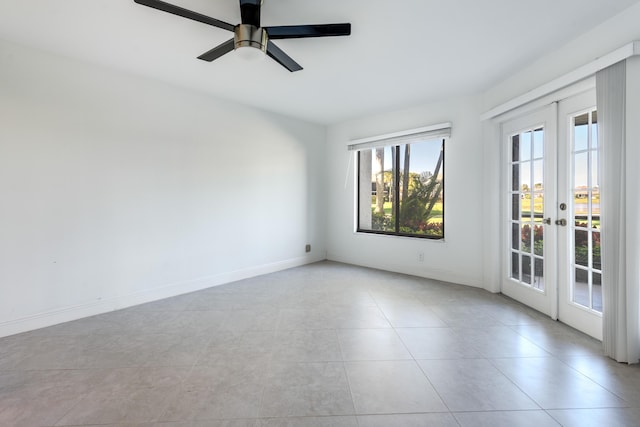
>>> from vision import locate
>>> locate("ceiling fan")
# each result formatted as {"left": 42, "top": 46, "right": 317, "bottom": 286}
{"left": 133, "top": 0, "right": 352, "bottom": 72}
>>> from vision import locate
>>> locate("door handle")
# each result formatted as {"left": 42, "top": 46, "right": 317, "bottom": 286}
{"left": 555, "top": 219, "right": 567, "bottom": 226}
{"left": 543, "top": 218, "right": 551, "bottom": 225}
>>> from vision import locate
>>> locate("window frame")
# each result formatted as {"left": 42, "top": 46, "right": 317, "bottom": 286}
{"left": 355, "top": 137, "right": 446, "bottom": 240}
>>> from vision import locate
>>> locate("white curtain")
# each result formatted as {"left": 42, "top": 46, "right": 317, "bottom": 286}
{"left": 598, "top": 60, "right": 640, "bottom": 364}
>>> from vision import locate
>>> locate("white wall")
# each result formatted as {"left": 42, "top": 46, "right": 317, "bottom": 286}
{"left": 483, "top": 2, "right": 640, "bottom": 112}
{"left": 325, "top": 97, "right": 485, "bottom": 287}
{"left": 0, "top": 39, "right": 326, "bottom": 337}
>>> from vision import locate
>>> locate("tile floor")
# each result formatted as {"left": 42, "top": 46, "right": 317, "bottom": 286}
{"left": 1, "top": 261, "right": 639, "bottom": 426}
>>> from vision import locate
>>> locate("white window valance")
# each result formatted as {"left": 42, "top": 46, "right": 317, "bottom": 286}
{"left": 347, "top": 122, "right": 451, "bottom": 152}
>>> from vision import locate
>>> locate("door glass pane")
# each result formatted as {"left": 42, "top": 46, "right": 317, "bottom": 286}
{"left": 511, "top": 251, "right": 519, "bottom": 280}
{"left": 512, "top": 194, "right": 520, "bottom": 221}
{"left": 574, "top": 151, "right": 588, "bottom": 188}
{"left": 521, "top": 223, "right": 532, "bottom": 253}
{"left": 533, "top": 193, "right": 543, "bottom": 223}
{"left": 592, "top": 111, "right": 599, "bottom": 149}
{"left": 570, "top": 108, "right": 601, "bottom": 313}
{"left": 512, "top": 135, "right": 520, "bottom": 162}
{"left": 521, "top": 195, "right": 531, "bottom": 221}
{"left": 574, "top": 113, "right": 589, "bottom": 151}
{"left": 593, "top": 272, "right": 602, "bottom": 311}
{"left": 574, "top": 191, "right": 588, "bottom": 226}
{"left": 533, "top": 193, "right": 544, "bottom": 223}
{"left": 573, "top": 268, "right": 590, "bottom": 308}
{"left": 533, "top": 128, "right": 544, "bottom": 159}
{"left": 533, "top": 160, "right": 543, "bottom": 191}
{"left": 520, "top": 131, "right": 532, "bottom": 161}
{"left": 591, "top": 189, "right": 600, "bottom": 228}
{"left": 512, "top": 223, "right": 519, "bottom": 250}
{"left": 575, "top": 229, "right": 589, "bottom": 267}
{"left": 592, "top": 232, "right": 601, "bottom": 270}
{"left": 534, "top": 224, "right": 544, "bottom": 256}
{"left": 520, "top": 162, "right": 531, "bottom": 192}
{"left": 591, "top": 151, "right": 599, "bottom": 188}
{"left": 522, "top": 255, "right": 532, "bottom": 284}
{"left": 534, "top": 257, "right": 544, "bottom": 290}
{"left": 512, "top": 164, "right": 520, "bottom": 191}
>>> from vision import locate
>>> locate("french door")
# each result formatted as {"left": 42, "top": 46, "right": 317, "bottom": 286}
{"left": 502, "top": 105, "right": 558, "bottom": 319}
{"left": 557, "top": 90, "right": 602, "bottom": 340}
{"left": 502, "top": 89, "right": 603, "bottom": 339}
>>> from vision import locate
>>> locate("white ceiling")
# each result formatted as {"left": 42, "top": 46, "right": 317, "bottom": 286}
{"left": 1, "top": 0, "right": 638, "bottom": 124}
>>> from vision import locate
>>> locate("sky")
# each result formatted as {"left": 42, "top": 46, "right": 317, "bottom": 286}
{"left": 371, "top": 139, "right": 443, "bottom": 176}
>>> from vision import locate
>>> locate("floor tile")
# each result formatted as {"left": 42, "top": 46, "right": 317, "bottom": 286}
{"left": 453, "top": 326, "right": 550, "bottom": 358}
{"left": 163, "top": 420, "right": 259, "bottom": 427}
{"left": 418, "top": 359, "right": 539, "bottom": 411}
{"left": 6, "top": 334, "right": 116, "bottom": 370}
{"left": 277, "top": 307, "right": 390, "bottom": 330}
{"left": 161, "top": 363, "right": 266, "bottom": 421}
{"left": 345, "top": 360, "right": 446, "bottom": 414}
{"left": 56, "top": 386, "right": 179, "bottom": 425}
{"left": 54, "top": 367, "right": 189, "bottom": 425}
{"left": 546, "top": 407, "right": 640, "bottom": 427}
{"left": 197, "top": 330, "right": 275, "bottom": 365}
{"left": 219, "top": 309, "right": 280, "bottom": 331}
{"left": 491, "top": 357, "right": 627, "bottom": 409}
{"left": 560, "top": 355, "right": 640, "bottom": 406}
{"left": 337, "top": 329, "right": 412, "bottom": 361}
{"left": 272, "top": 329, "right": 342, "bottom": 362}
{"left": 256, "top": 416, "right": 358, "bottom": 426}
{"left": 0, "top": 369, "right": 100, "bottom": 427}
{"left": 396, "top": 327, "right": 482, "bottom": 359}
{"left": 260, "top": 362, "right": 355, "bottom": 417}
{"left": 161, "top": 385, "right": 263, "bottom": 421}
{"left": 375, "top": 300, "right": 447, "bottom": 328}
{"left": 510, "top": 323, "right": 604, "bottom": 357}
{"left": 454, "top": 410, "right": 561, "bottom": 427}
{"left": 357, "top": 413, "right": 459, "bottom": 427}
{"left": 83, "top": 333, "right": 208, "bottom": 368}
{"left": 478, "top": 301, "right": 549, "bottom": 325}
{"left": 429, "top": 304, "right": 504, "bottom": 328}
{"left": 276, "top": 308, "right": 334, "bottom": 330}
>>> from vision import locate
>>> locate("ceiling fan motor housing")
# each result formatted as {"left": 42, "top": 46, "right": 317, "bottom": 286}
{"left": 235, "top": 24, "right": 267, "bottom": 53}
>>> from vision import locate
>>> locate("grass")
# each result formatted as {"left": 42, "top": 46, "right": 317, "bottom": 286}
{"left": 374, "top": 201, "right": 443, "bottom": 219}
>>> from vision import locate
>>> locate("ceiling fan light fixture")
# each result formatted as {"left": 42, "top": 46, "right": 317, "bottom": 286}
{"left": 234, "top": 24, "right": 267, "bottom": 60}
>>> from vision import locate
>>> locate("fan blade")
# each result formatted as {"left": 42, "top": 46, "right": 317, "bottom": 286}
{"left": 266, "top": 41, "right": 302, "bottom": 72}
{"left": 239, "top": 0, "right": 261, "bottom": 27}
{"left": 134, "top": 0, "right": 235, "bottom": 32}
{"left": 265, "top": 23, "right": 351, "bottom": 39}
{"left": 197, "top": 38, "right": 235, "bottom": 62}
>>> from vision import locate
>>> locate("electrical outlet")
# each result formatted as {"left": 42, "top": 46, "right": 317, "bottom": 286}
{"left": 418, "top": 251, "right": 424, "bottom": 262}
{"left": 305, "top": 244, "right": 311, "bottom": 253}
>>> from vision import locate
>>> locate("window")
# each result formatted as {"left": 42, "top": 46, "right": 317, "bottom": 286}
{"left": 350, "top": 124, "right": 449, "bottom": 239}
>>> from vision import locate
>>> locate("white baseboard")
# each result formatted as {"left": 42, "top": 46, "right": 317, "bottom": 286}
{"left": 0, "top": 255, "right": 323, "bottom": 338}
{"left": 326, "top": 251, "right": 483, "bottom": 289}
